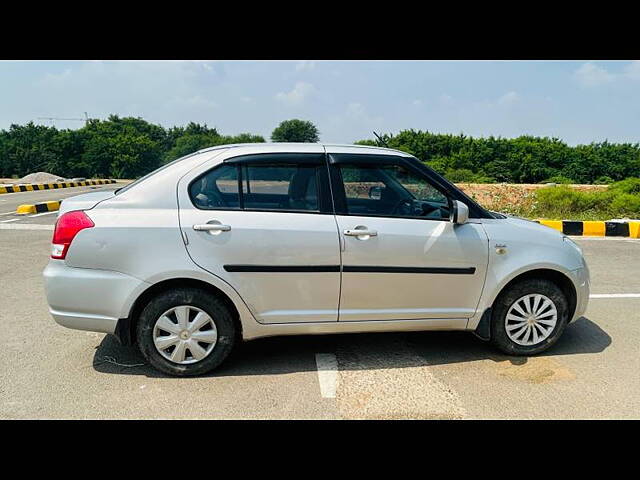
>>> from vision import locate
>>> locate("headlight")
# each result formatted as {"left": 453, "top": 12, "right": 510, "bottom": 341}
{"left": 563, "top": 236, "right": 583, "bottom": 255}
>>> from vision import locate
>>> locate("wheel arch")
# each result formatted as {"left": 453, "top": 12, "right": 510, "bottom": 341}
{"left": 472, "top": 267, "right": 578, "bottom": 339}
{"left": 492, "top": 268, "right": 577, "bottom": 322}
{"left": 115, "top": 277, "right": 243, "bottom": 346}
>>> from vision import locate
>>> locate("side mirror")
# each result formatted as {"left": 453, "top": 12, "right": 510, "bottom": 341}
{"left": 369, "top": 185, "right": 383, "bottom": 200}
{"left": 451, "top": 200, "right": 469, "bottom": 224}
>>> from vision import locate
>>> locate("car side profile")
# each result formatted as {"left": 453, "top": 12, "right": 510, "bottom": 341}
{"left": 43, "top": 143, "right": 590, "bottom": 376}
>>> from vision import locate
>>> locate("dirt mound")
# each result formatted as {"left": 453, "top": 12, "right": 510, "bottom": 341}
{"left": 16, "top": 172, "right": 66, "bottom": 184}
{"left": 455, "top": 183, "right": 607, "bottom": 211}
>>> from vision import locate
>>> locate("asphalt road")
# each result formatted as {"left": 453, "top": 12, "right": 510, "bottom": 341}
{"left": 0, "top": 188, "right": 638, "bottom": 419}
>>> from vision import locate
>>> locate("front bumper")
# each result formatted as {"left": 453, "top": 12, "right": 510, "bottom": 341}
{"left": 570, "top": 265, "right": 590, "bottom": 323}
{"left": 43, "top": 260, "right": 148, "bottom": 334}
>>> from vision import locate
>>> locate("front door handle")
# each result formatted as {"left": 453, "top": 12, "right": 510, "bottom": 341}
{"left": 344, "top": 228, "right": 378, "bottom": 238}
{"left": 193, "top": 223, "right": 231, "bottom": 232}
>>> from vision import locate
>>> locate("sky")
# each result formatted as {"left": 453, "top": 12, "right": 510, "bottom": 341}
{"left": 1, "top": 60, "right": 639, "bottom": 145}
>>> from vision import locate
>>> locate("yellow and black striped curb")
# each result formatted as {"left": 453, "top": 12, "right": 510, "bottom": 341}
{"left": 535, "top": 219, "right": 640, "bottom": 238}
{"left": 0, "top": 179, "right": 115, "bottom": 194}
{"left": 16, "top": 200, "right": 62, "bottom": 215}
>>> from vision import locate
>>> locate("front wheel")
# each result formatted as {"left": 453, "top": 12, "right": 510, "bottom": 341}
{"left": 136, "top": 288, "right": 236, "bottom": 376}
{"left": 490, "top": 278, "right": 569, "bottom": 356}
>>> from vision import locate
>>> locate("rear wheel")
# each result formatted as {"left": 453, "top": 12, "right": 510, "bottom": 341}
{"left": 136, "top": 288, "right": 236, "bottom": 376}
{"left": 490, "top": 278, "right": 569, "bottom": 356}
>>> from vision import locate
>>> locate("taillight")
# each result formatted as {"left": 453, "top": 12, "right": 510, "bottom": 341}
{"left": 51, "top": 210, "right": 95, "bottom": 259}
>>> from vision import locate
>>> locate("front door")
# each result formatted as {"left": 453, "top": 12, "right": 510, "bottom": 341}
{"left": 330, "top": 154, "right": 489, "bottom": 322}
{"left": 178, "top": 152, "right": 341, "bottom": 324}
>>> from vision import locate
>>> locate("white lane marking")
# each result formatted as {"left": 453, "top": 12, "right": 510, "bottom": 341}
{"left": 590, "top": 294, "right": 640, "bottom": 298}
{"left": 0, "top": 224, "right": 53, "bottom": 230}
{"left": 0, "top": 218, "right": 20, "bottom": 223}
{"left": 29, "top": 211, "right": 57, "bottom": 217}
{"left": 574, "top": 237, "right": 640, "bottom": 242}
{"left": 1, "top": 211, "right": 16, "bottom": 215}
{"left": 315, "top": 353, "right": 338, "bottom": 399}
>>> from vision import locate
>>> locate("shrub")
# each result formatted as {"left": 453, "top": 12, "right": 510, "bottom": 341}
{"left": 530, "top": 178, "right": 640, "bottom": 219}
{"left": 534, "top": 186, "right": 581, "bottom": 214}
{"left": 609, "top": 177, "right": 640, "bottom": 195}
{"left": 594, "top": 176, "right": 614, "bottom": 184}
{"left": 609, "top": 193, "right": 640, "bottom": 217}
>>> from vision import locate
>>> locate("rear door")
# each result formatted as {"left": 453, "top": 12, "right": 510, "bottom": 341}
{"left": 178, "top": 151, "right": 341, "bottom": 324}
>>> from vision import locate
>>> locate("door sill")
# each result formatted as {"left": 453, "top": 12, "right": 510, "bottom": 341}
{"left": 242, "top": 317, "right": 469, "bottom": 340}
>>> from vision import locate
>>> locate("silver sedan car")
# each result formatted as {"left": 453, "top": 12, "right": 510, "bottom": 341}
{"left": 44, "top": 143, "right": 590, "bottom": 376}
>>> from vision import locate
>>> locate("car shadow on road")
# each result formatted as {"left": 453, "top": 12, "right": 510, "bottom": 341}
{"left": 402, "top": 316, "right": 611, "bottom": 367}
{"left": 92, "top": 316, "right": 611, "bottom": 378}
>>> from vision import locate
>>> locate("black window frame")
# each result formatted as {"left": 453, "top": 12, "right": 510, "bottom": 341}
{"left": 188, "top": 153, "right": 335, "bottom": 215}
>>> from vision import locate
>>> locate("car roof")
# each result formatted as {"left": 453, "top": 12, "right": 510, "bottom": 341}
{"left": 111, "top": 142, "right": 414, "bottom": 209}
{"left": 195, "top": 142, "right": 413, "bottom": 158}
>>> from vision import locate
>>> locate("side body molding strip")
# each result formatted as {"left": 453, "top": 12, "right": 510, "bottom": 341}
{"left": 224, "top": 265, "right": 476, "bottom": 274}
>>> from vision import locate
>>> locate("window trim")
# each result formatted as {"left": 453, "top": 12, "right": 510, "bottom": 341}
{"left": 188, "top": 153, "right": 334, "bottom": 215}
{"left": 224, "top": 152, "right": 325, "bottom": 165}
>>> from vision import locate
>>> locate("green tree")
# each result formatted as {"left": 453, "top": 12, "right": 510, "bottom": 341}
{"left": 80, "top": 116, "right": 165, "bottom": 178}
{"left": 271, "top": 119, "right": 319, "bottom": 143}
{"left": 355, "top": 129, "right": 640, "bottom": 185}
{"left": 3, "top": 115, "right": 640, "bottom": 183}
{"left": 0, "top": 123, "right": 61, "bottom": 178}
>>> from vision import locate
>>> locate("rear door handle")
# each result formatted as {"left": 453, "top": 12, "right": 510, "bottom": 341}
{"left": 193, "top": 224, "right": 231, "bottom": 232}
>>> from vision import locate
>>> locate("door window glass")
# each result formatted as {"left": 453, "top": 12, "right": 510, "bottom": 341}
{"left": 242, "top": 164, "right": 319, "bottom": 211}
{"left": 190, "top": 164, "right": 240, "bottom": 209}
{"left": 339, "top": 163, "right": 450, "bottom": 220}
{"left": 190, "top": 163, "right": 319, "bottom": 212}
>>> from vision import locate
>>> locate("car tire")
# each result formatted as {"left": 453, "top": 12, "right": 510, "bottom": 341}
{"left": 136, "top": 287, "right": 236, "bottom": 376}
{"left": 490, "top": 278, "right": 569, "bottom": 356}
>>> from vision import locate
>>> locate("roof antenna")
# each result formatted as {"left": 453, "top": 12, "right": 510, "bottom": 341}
{"left": 373, "top": 131, "right": 389, "bottom": 148}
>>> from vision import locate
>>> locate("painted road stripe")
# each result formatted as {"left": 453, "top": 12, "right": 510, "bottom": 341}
{"left": 0, "top": 218, "right": 20, "bottom": 223}
{"left": 29, "top": 211, "right": 58, "bottom": 217}
{"left": 0, "top": 223, "right": 54, "bottom": 230}
{"left": 590, "top": 294, "right": 640, "bottom": 298}
{"left": 583, "top": 221, "right": 606, "bottom": 236}
{"left": 315, "top": 353, "right": 338, "bottom": 399}
{"left": 0, "top": 179, "right": 116, "bottom": 195}
{"left": 539, "top": 219, "right": 563, "bottom": 231}
{"left": 535, "top": 220, "right": 640, "bottom": 238}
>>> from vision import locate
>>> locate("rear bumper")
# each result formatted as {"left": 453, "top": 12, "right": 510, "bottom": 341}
{"left": 43, "top": 260, "right": 148, "bottom": 334}
{"left": 49, "top": 309, "right": 119, "bottom": 334}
